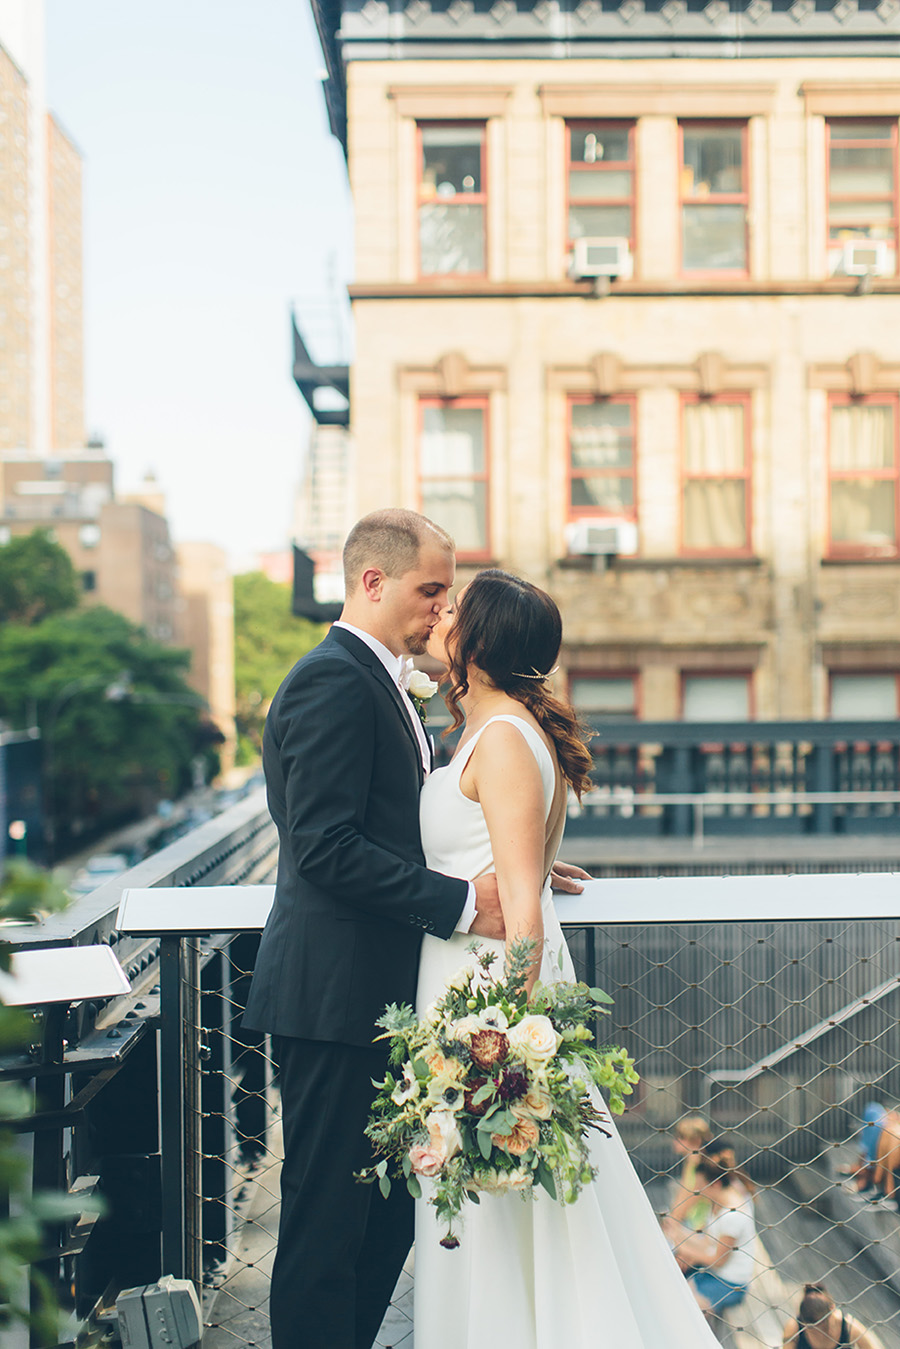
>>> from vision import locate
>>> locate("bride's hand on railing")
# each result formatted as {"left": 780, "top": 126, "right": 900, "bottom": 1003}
{"left": 550, "top": 860, "right": 591, "bottom": 894}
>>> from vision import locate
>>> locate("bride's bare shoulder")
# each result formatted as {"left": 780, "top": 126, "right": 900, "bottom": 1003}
{"left": 472, "top": 713, "right": 553, "bottom": 768}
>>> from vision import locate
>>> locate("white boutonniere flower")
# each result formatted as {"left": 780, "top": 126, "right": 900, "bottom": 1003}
{"left": 403, "top": 668, "right": 439, "bottom": 725}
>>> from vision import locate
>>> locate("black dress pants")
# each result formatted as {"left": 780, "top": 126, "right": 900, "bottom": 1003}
{"left": 270, "top": 1036, "right": 413, "bottom": 1349}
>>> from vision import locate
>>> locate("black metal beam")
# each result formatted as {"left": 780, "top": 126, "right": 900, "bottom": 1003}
{"left": 291, "top": 313, "right": 350, "bottom": 428}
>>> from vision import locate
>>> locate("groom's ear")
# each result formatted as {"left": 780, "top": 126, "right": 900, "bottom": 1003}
{"left": 360, "top": 566, "right": 386, "bottom": 602}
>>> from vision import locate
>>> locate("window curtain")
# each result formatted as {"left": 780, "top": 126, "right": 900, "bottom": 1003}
{"left": 421, "top": 415, "right": 487, "bottom": 553}
{"left": 831, "top": 404, "right": 896, "bottom": 545}
{"left": 682, "top": 402, "right": 747, "bottom": 551}
{"left": 831, "top": 403, "right": 893, "bottom": 472}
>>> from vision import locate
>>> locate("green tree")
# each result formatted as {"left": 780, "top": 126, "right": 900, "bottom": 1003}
{"left": 0, "top": 607, "right": 211, "bottom": 855}
{"left": 233, "top": 572, "right": 324, "bottom": 761}
{"left": 0, "top": 531, "right": 79, "bottom": 626}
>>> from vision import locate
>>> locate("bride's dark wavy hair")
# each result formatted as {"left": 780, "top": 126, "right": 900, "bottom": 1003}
{"left": 443, "top": 569, "right": 594, "bottom": 799}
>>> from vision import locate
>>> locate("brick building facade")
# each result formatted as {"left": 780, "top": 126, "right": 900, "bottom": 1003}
{"left": 312, "top": 0, "right": 900, "bottom": 721}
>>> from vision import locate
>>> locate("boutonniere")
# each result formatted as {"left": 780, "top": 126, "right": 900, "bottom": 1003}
{"left": 404, "top": 669, "right": 439, "bottom": 726}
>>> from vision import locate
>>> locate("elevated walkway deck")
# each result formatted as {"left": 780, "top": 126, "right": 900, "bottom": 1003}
{"left": 202, "top": 1143, "right": 900, "bottom": 1348}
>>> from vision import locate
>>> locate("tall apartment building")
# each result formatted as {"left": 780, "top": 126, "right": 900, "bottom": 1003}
{"left": 0, "top": 4, "right": 237, "bottom": 767}
{"left": 175, "top": 541, "right": 237, "bottom": 774}
{"left": 311, "top": 0, "right": 900, "bottom": 722}
{"left": 0, "top": 453, "right": 180, "bottom": 642}
{"left": 0, "top": 1, "right": 83, "bottom": 459}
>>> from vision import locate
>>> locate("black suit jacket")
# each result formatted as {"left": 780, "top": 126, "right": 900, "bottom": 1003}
{"left": 243, "top": 626, "right": 468, "bottom": 1047}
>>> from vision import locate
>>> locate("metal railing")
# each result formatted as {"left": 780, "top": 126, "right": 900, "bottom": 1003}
{"left": 4, "top": 795, "right": 900, "bottom": 1348}
{"left": 571, "top": 789, "right": 900, "bottom": 848}
{"left": 571, "top": 718, "right": 900, "bottom": 840}
{"left": 0, "top": 792, "right": 276, "bottom": 1349}
{"left": 125, "top": 870, "right": 900, "bottom": 1349}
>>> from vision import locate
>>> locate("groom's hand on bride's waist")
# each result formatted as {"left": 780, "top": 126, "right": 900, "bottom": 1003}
{"left": 469, "top": 874, "right": 505, "bottom": 940}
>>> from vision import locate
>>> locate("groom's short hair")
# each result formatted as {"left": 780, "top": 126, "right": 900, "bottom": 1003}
{"left": 343, "top": 508, "right": 454, "bottom": 594}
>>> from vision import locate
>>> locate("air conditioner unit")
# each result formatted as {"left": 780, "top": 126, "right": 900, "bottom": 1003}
{"left": 566, "top": 518, "right": 638, "bottom": 557}
{"left": 572, "top": 237, "right": 633, "bottom": 280}
{"left": 840, "top": 239, "right": 890, "bottom": 276}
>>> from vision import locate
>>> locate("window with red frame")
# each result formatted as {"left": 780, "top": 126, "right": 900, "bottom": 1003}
{"left": 569, "top": 673, "right": 638, "bottom": 722}
{"left": 830, "top": 671, "right": 900, "bottom": 718}
{"left": 418, "top": 124, "right": 486, "bottom": 276}
{"left": 567, "top": 123, "right": 635, "bottom": 250}
{"left": 681, "top": 396, "right": 751, "bottom": 555}
{"left": 682, "top": 673, "right": 751, "bottom": 721}
{"left": 829, "top": 395, "right": 899, "bottom": 557}
{"left": 680, "top": 123, "right": 748, "bottom": 273}
{"left": 419, "top": 398, "right": 489, "bottom": 558}
{"left": 827, "top": 120, "right": 899, "bottom": 276}
{"left": 568, "top": 397, "right": 636, "bottom": 519}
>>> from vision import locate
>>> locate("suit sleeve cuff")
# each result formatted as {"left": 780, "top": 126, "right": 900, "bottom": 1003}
{"left": 455, "top": 883, "right": 477, "bottom": 934}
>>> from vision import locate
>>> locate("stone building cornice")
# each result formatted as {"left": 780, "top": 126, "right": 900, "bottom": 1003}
{"left": 548, "top": 350, "right": 770, "bottom": 394}
{"left": 808, "top": 350, "right": 900, "bottom": 393}
{"left": 340, "top": 0, "right": 900, "bottom": 54}
{"left": 387, "top": 84, "right": 513, "bottom": 117}
{"left": 398, "top": 350, "right": 507, "bottom": 395}
{"left": 349, "top": 279, "right": 900, "bottom": 299}
{"left": 538, "top": 80, "right": 779, "bottom": 117}
{"left": 801, "top": 78, "right": 900, "bottom": 113}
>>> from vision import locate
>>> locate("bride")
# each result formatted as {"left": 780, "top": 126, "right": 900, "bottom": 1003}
{"left": 413, "top": 568, "right": 722, "bottom": 1348}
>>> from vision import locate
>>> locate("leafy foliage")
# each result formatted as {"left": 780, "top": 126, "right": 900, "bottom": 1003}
{"left": 359, "top": 938, "right": 639, "bottom": 1247}
{"left": 233, "top": 571, "right": 324, "bottom": 761}
{"left": 0, "top": 862, "right": 98, "bottom": 1343}
{"left": 0, "top": 531, "right": 79, "bottom": 626}
{"left": 0, "top": 606, "right": 210, "bottom": 850}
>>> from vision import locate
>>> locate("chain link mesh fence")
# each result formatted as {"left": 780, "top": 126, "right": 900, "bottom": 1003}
{"left": 196, "top": 916, "right": 900, "bottom": 1349}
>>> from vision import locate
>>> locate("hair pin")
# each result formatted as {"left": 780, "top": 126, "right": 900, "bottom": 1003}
{"left": 511, "top": 665, "right": 559, "bottom": 680}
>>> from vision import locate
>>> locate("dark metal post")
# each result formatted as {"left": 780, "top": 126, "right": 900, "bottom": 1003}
{"left": 670, "top": 746, "right": 692, "bottom": 837}
{"left": 812, "top": 742, "right": 835, "bottom": 835}
{"left": 201, "top": 946, "right": 229, "bottom": 1272}
{"left": 229, "top": 933, "right": 268, "bottom": 1162}
{"left": 183, "top": 939, "right": 203, "bottom": 1287}
{"left": 159, "top": 936, "right": 186, "bottom": 1278}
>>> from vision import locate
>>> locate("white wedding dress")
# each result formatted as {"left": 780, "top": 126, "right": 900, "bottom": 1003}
{"left": 414, "top": 714, "right": 721, "bottom": 1349}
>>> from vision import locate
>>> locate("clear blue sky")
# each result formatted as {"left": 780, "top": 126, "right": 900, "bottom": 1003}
{"left": 45, "top": 0, "right": 353, "bottom": 568}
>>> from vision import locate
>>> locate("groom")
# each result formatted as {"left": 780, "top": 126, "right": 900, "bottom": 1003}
{"left": 243, "top": 508, "right": 507, "bottom": 1349}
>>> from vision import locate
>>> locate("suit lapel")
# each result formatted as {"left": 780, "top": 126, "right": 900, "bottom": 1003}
{"left": 326, "top": 626, "right": 426, "bottom": 784}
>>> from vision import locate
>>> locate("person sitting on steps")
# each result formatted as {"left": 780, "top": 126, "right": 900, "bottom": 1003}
{"left": 685, "top": 1151, "right": 757, "bottom": 1321}
{"left": 782, "top": 1282, "right": 876, "bottom": 1348}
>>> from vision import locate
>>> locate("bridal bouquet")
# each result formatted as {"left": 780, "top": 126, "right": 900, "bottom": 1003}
{"left": 358, "top": 940, "right": 639, "bottom": 1248}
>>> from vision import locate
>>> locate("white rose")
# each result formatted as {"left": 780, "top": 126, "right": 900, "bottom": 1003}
{"left": 447, "top": 965, "right": 472, "bottom": 993}
{"left": 447, "top": 1014, "right": 482, "bottom": 1042}
{"left": 476, "top": 1167, "right": 532, "bottom": 1194}
{"left": 518, "top": 1084, "right": 553, "bottom": 1120}
{"left": 425, "top": 1108, "right": 463, "bottom": 1162}
{"left": 507, "top": 1015, "right": 561, "bottom": 1066}
{"left": 407, "top": 669, "right": 439, "bottom": 700}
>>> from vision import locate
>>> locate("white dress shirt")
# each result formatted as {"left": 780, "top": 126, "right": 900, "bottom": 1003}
{"left": 332, "top": 621, "right": 476, "bottom": 933}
